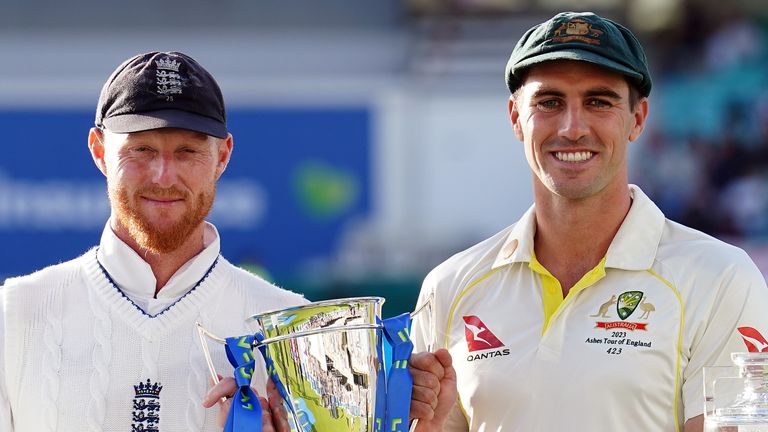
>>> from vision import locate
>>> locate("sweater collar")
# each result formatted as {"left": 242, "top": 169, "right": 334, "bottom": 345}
{"left": 96, "top": 220, "right": 221, "bottom": 311}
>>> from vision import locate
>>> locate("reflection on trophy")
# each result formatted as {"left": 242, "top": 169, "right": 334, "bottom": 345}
{"left": 197, "top": 296, "right": 433, "bottom": 432}
{"left": 704, "top": 352, "right": 768, "bottom": 431}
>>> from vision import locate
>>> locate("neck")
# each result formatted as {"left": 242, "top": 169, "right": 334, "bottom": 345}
{"left": 110, "top": 220, "right": 207, "bottom": 295}
{"left": 532, "top": 183, "right": 631, "bottom": 293}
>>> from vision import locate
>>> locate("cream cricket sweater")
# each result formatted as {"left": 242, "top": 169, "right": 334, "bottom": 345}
{"left": 0, "top": 225, "right": 306, "bottom": 432}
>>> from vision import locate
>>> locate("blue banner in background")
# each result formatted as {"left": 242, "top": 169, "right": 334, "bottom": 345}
{"left": 0, "top": 108, "right": 370, "bottom": 282}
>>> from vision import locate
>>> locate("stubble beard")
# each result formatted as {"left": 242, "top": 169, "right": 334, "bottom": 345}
{"left": 109, "top": 182, "right": 215, "bottom": 254}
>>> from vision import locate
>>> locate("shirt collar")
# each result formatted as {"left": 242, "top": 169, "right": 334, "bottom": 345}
{"left": 491, "top": 185, "right": 665, "bottom": 271}
{"left": 96, "top": 220, "right": 221, "bottom": 302}
{"left": 604, "top": 185, "right": 665, "bottom": 270}
{"left": 491, "top": 204, "right": 537, "bottom": 269}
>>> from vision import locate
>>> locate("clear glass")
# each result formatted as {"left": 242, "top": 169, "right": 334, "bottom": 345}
{"left": 705, "top": 352, "right": 768, "bottom": 431}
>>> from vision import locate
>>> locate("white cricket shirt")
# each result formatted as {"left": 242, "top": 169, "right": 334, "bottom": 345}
{"left": 412, "top": 185, "right": 768, "bottom": 431}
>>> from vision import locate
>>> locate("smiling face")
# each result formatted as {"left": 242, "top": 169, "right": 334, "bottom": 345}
{"left": 90, "top": 127, "right": 232, "bottom": 254}
{"left": 509, "top": 60, "right": 648, "bottom": 202}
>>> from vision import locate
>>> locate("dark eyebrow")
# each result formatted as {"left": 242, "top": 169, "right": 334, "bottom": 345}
{"left": 530, "top": 86, "right": 624, "bottom": 101}
{"left": 531, "top": 87, "right": 566, "bottom": 99}
{"left": 584, "top": 87, "right": 623, "bottom": 100}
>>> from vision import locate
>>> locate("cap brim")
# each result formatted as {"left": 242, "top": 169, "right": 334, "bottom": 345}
{"left": 511, "top": 48, "right": 643, "bottom": 84}
{"left": 101, "top": 109, "right": 227, "bottom": 139}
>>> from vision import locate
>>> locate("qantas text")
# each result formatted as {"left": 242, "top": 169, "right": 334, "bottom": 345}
{"left": 467, "top": 348, "right": 511, "bottom": 361}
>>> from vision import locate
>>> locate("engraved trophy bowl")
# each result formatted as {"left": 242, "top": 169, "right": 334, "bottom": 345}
{"left": 704, "top": 352, "right": 768, "bottom": 432}
{"left": 197, "top": 295, "right": 434, "bottom": 432}
{"left": 247, "top": 296, "right": 385, "bottom": 432}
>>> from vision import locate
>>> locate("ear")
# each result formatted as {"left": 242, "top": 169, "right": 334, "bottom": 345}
{"left": 214, "top": 133, "right": 234, "bottom": 180}
{"left": 509, "top": 96, "right": 524, "bottom": 142}
{"left": 628, "top": 97, "right": 649, "bottom": 142}
{"left": 88, "top": 128, "right": 108, "bottom": 177}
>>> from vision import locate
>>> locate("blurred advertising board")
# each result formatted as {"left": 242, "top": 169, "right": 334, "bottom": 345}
{"left": 0, "top": 108, "right": 370, "bottom": 282}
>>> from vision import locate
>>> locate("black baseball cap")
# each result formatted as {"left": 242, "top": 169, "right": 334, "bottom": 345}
{"left": 505, "top": 12, "right": 652, "bottom": 97}
{"left": 95, "top": 51, "right": 227, "bottom": 138}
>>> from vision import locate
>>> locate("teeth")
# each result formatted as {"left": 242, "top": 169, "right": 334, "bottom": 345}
{"left": 555, "top": 151, "right": 593, "bottom": 162}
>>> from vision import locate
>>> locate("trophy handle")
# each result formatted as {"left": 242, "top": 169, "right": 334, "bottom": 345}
{"left": 409, "top": 292, "right": 432, "bottom": 319}
{"left": 410, "top": 292, "right": 435, "bottom": 351}
{"left": 195, "top": 322, "right": 226, "bottom": 387}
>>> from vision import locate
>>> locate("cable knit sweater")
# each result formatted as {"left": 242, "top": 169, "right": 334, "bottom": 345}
{"left": 0, "top": 248, "right": 306, "bottom": 432}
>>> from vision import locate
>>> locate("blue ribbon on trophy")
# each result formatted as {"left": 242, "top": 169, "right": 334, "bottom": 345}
{"left": 374, "top": 317, "right": 388, "bottom": 432}
{"left": 223, "top": 335, "right": 262, "bottom": 432}
{"left": 382, "top": 313, "right": 414, "bottom": 432}
{"left": 196, "top": 297, "right": 428, "bottom": 432}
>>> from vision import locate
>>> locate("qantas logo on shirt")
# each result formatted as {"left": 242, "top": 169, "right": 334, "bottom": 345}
{"left": 463, "top": 316, "right": 510, "bottom": 361}
{"left": 463, "top": 316, "right": 504, "bottom": 351}
{"left": 738, "top": 327, "right": 768, "bottom": 352}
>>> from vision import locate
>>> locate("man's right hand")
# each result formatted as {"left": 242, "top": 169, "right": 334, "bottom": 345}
{"left": 409, "top": 348, "right": 457, "bottom": 432}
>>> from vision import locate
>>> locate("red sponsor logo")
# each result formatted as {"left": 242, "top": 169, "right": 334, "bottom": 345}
{"left": 738, "top": 327, "right": 768, "bottom": 352}
{"left": 462, "top": 316, "right": 504, "bottom": 352}
{"left": 595, "top": 321, "right": 648, "bottom": 331}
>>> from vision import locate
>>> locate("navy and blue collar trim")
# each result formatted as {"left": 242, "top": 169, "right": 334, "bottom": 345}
{"left": 94, "top": 247, "right": 220, "bottom": 319}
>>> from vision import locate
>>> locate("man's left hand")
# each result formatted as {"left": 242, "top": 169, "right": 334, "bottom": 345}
{"left": 202, "top": 376, "right": 290, "bottom": 431}
{"left": 409, "top": 348, "right": 457, "bottom": 431}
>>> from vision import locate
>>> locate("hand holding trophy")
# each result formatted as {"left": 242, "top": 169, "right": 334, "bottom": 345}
{"left": 197, "top": 296, "right": 439, "bottom": 432}
{"left": 203, "top": 377, "right": 288, "bottom": 431}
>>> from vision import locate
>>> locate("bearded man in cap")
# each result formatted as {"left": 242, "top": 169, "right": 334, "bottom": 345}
{"left": 0, "top": 51, "right": 311, "bottom": 431}
{"left": 0, "top": 51, "right": 445, "bottom": 432}
{"left": 408, "top": 12, "right": 768, "bottom": 431}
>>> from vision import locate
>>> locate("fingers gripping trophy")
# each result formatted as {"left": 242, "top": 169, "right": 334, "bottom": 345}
{"left": 197, "top": 296, "right": 436, "bottom": 432}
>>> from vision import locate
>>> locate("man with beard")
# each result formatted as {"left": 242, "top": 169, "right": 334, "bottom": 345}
{"left": 0, "top": 51, "right": 308, "bottom": 431}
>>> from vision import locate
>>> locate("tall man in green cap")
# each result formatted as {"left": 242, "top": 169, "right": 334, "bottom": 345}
{"left": 407, "top": 11, "right": 768, "bottom": 431}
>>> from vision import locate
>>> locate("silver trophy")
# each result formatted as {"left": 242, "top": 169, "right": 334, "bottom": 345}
{"left": 197, "top": 296, "right": 433, "bottom": 432}
{"left": 704, "top": 352, "right": 768, "bottom": 431}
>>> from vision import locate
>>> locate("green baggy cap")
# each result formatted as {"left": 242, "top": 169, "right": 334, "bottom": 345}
{"left": 505, "top": 12, "right": 652, "bottom": 97}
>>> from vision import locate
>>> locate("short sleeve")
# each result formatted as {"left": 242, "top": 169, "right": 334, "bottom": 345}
{"left": 682, "top": 254, "right": 768, "bottom": 421}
